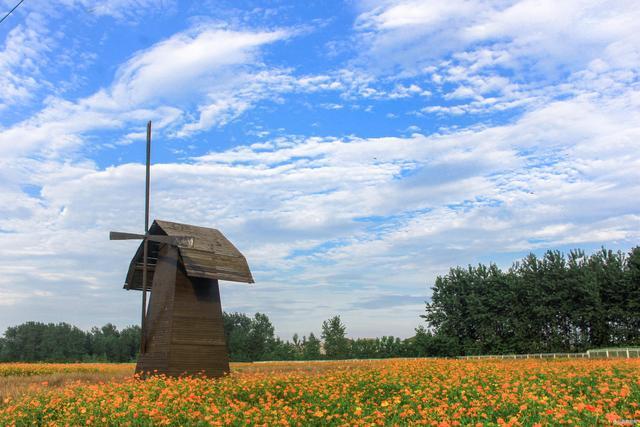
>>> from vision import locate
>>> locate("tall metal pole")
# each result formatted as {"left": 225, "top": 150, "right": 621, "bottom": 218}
{"left": 141, "top": 120, "right": 152, "bottom": 354}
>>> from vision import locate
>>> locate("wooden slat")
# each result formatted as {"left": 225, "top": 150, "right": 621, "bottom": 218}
{"left": 181, "top": 266, "right": 253, "bottom": 283}
{"left": 134, "top": 264, "right": 156, "bottom": 271}
{"left": 181, "top": 261, "right": 248, "bottom": 277}
{"left": 180, "top": 249, "right": 249, "bottom": 267}
{"left": 154, "top": 220, "right": 246, "bottom": 256}
{"left": 135, "top": 245, "right": 178, "bottom": 375}
{"left": 180, "top": 252, "right": 253, "bottom": 282}
{"left": 171, "top": 338, "right": 226, "bottom": 346}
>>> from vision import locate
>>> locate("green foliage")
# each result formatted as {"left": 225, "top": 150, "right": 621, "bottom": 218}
{"left": 222, "top": 312, "right": 254, "bottom": 362}
{"left": 222, "top": 313, "right": 328, "bottom": 362}
{"left": 1, "top": 314, "right": 423, "bottom": 363}
{"left": 265, "top": 338, "right": 298, "bottom": 361}
{"left": 422, "top": 246, "right": 640, "bottom": 356}
{"left": 0, "top": 322, "right": 140, "bottom": 362}
{"left": 321, "top": 315, "right": 351, "bottom": 359}
{"left": 222, "top": 312, "right": 279, "bottom": 361}
{"left": 87, "top": 323, "right": 140, "bottom": 362}
{"left": 249, "top": 313, "right": 277, "bottom": 361}
{"left": 302, "top": 333, "right": 322, "bottom": 360}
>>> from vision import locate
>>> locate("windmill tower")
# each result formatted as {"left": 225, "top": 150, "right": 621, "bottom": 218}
{"left": 110, "top": 122, "right": 254, "bottom": 377}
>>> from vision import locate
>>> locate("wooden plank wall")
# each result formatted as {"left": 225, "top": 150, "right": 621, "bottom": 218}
{"left": 168, "top": 271, "right": 230, "bottom": 377}
{"left": 135, "top": 245, "right": 178, "bottom": 375}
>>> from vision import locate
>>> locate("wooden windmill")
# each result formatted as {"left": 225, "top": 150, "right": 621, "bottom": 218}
{"left": 110, "top": 122, "right": 254, "bottom": 377}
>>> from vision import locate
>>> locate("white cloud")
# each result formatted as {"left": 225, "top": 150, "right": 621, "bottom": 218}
{"left": 109, "top": 27, "right": 287, "bottom": 107}
{"left": 0, "top": 13, "right": 53, "bottom": 109}
{"left": 68, "top": 0, "right": 176, "bottom": 21}
{"left": 356, "top": 0, "right": 640, "bottom": 71}
{"left": 0, "top": 25, "right": 290, "bottom": 159}
{"left": 357, "top": 0, "right": 480, "bottom": 31}
{"left": 353, "top": 0, "right": 640, "bottom": 114}
{"left": 2, "top": 85, "right": 639, "bottom": 337}
{"left": 0, "top": 0, "right": 168, "bottom": 112}
{"left": 173, "top": 68, "right": 299, "bottom": 137}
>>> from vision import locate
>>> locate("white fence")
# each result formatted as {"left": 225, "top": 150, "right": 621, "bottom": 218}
{"left": 587, "top": 348, "right": 640, "bottom": 358}
{"left": 460, "top": 348, "right": 640, "bottom": 360}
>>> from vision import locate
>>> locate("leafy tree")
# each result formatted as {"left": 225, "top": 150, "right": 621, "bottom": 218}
{"left": 625, "top": 247, "right": 640, "bottom": 345}
{"left": 422, "top": 246, "right": 640, "bottom": 355}
{"left": 118, "top": 325, "right": 141, "bottom": 362}
{"left": 248, "top": 313, "right": 276, "bottom": 361}
{"left": 222, "top": 312, "right": 278, "bottom": 361}
{"left": 321, "top": 316, "right": 350, "bottom": 359}
{"left": 351, "top": 338, "right": 379, "bottom": 359}
{"left": 266, "top": 338, "right": 297, "bottom": 360}
{"left": 223, "top": 312, "right": 254, "bottom": 361}
{"left": 302, "top": 333, "right": 321, "bottom": 360}
{"left": 291, "top": 333, "right": 302, "bottom": 357}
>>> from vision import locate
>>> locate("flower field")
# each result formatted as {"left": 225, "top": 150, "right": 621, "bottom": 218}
{"left": 0, "top": 363, "right": 133, "bottom": 378}
{"left": 1, "top": 359, "right": 639, "bottom": 426}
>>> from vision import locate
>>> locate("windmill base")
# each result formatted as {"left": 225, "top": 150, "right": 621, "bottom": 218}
{"left": 135, "top": 245, "right": 230, "bottom": 378}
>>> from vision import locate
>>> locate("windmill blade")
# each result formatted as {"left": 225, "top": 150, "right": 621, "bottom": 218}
{"left": 141, "top": 120, "right": 152, "bottom": 354}
{"left": 110, "top": 231, "right": 194, "bottom": 247}
{"left": 145, "top": 234, "right": 175, "bottom": 244}
{"left": 110, "top": 231, "right": 145, "bottom": 240}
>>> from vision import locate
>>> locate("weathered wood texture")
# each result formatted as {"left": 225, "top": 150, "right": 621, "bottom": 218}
{"left": 135, "top": 245, "right": 177, "bottom": 374}
{"left": 124, "top": 220, "right": 253, "bottom": 290}
{"left": 135, "top": 245, "right": 230, "bottom": 378}
{"left": 167, "top": 273, "right": 229, "bottom": 377}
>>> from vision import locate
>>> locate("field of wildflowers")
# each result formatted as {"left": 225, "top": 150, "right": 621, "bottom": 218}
{"left": 1, "top": 358, "right": 639, "bottom": 426}
{"left": 0, "top": 363, "right": 133, "bottom": 378}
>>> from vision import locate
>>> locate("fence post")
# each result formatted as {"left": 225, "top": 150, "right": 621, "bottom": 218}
{"left": 626, "top": 349, "right": 630, "bottom": 359}
{"left": 606, "top": 350, "right": 609, "bottom": 358}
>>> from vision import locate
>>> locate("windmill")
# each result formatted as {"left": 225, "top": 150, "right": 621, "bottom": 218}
{"left": 110, "top": 121, "right": 254, "bottom": 377}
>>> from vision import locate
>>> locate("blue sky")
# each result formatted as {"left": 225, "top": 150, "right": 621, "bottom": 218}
{"left": 1, "top": 0, "right": 639, "bottom": 339}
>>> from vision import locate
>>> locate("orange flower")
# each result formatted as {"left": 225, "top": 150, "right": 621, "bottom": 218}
{"left": 605, "top": 412, "right": 620, "bottom": 423}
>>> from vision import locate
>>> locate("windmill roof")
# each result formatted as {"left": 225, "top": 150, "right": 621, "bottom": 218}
{"left": 124, "top": 219, "right": 254, "bottom": 290}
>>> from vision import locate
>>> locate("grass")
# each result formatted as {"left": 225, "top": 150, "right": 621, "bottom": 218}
{"left": 0, "top": 363, "right": 134, "bottom": 403}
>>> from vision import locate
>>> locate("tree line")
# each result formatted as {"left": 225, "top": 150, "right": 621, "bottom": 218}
{"left": 423, "top": 247, "right": 640, "bottom": 356}
{"left": 223, "top": 312, "right": 433, "bottom": 361}
{"left": 0, "top": 322, "right": 141, "bottom": 362}
{"left": 0, "top": 314, "right": 430, "bottom": 362}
